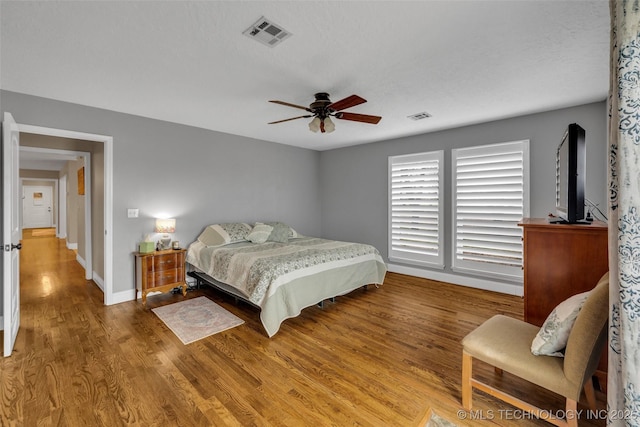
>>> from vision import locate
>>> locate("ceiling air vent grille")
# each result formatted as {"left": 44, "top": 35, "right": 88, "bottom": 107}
{"left": 408, "top": 112, "right": 432, "bottom": 121}
{"left": 243, "top": 16, "right": 292, "bottom": 48}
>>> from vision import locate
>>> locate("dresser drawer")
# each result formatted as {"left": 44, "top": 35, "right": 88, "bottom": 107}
{"left": 153, "top": 254, "right": 178, "bottom": 271}
{"left": 148, "top": 268, "right": 181, "bottom": 286}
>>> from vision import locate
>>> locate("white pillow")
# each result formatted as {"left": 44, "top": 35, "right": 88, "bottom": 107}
{"left": 246, "top": 223, "right": 273, "bottom": 244}
{"left": 197, "top": 223, "right": 252, "bottom": 246}
{"left": 262, "top": 222, "right": 300, "bottom": 239}
{"left": 531, "top": 290, "right": 590, "bottom": 357}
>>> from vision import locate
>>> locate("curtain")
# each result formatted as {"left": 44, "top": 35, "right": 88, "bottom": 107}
{"left": 607, "top": 1, "right": 640, "bottom": 425}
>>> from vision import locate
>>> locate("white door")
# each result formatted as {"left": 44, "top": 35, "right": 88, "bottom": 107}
{"left": 3, "top": 112, "right": 21, "bottom": 357}
{"left": 23, "top": 185, "right": 53, "bottom": 228}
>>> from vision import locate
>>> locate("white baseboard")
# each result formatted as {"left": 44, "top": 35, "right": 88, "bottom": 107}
{"left": 110, "top": 289, "right": 137, "bottom": 305}
{"left": 387, "top": 263, "right": 524, "bottom": 296}
{"left": 67, "top": 242, "right": 78, "bottom": 250}
{"left": 109, "top": 289, "right": 167, "bottom": 305}
{"left": 0, "top": 316, "right": 3, "bottom": 331}
{"left": 92, "top": 272, "right": 104, "bottom": 291}
{"left": 76, "top": 254, "right": 86, "bottom": 269}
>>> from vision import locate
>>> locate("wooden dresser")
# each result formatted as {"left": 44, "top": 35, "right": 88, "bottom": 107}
{"left": 518, "top": 218, "right": 608, "bottom": 386}
{"left": 518, "top": 218, "right": 608, "bottom": 325}
{"left": 134, "top": 249, "right": 187, "bottom": 305}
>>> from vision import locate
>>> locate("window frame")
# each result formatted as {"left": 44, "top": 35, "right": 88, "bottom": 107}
{"left": 388, "top": 150, "right": 445, "bottom": 269}
{"left": 451, "top": 140, "right": 530, "bottom": 282}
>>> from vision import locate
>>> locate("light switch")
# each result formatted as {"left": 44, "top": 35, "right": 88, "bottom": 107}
{"left": 127, "top": 208, "right": 139, "bottom": 218}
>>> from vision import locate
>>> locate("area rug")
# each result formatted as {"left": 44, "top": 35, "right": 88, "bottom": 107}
{"left": 30, "top": 228, "right": 56, "bottom": 237}
{"left": 152, "top": 296, "right": 244, "bottom": 344}
{"left": 419, "top": 409, "right": 458, "bottom": 427}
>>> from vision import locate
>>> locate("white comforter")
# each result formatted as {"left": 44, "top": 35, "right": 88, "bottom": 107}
{"left": 186, "top": 237, "right": 387, "bottom": 336}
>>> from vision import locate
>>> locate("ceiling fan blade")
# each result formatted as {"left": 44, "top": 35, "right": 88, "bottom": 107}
{"left": 268, "top": 115, "right": 313, "bottom": 124}
{"left": 335, "top": 112, "right": 382, "bottom": 124}
{"left": 328, "top": 94, "right": 367, "bottom": 111}
{"left": 269, "top": 100, "right": 313, "bottom": 112}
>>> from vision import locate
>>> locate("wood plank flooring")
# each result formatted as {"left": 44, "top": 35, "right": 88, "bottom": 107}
{"left": 1, "top": 229, "right": 606, "bottom": 426}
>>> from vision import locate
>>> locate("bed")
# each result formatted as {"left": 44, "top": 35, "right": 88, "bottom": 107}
{"left": 185, "top": 222, "right": 387, "bottom": 337}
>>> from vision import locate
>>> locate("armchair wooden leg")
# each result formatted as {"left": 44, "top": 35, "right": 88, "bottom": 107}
{"left": 565, "top": 399, "right": 578, "bottom": 427}
{"left": 584, "top": 379, "right": 597, "bottom": 412}
{"left": 462, "top": 351, "right": 473, "bottom": 410}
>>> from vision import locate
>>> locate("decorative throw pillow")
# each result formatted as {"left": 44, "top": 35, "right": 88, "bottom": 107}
{"left": 267, "top": 223, "right": 290, "bottom": 243}
{"left": 197, "top": 223, "right": 252, "bottom": 246}
{"left": 263, "top": 221, "right": 299, "bottom": 239}
{"left": 246, "top": 223, "right": 273, "bottom": 244}
{"left": 531, "top": 290, "right": 591, "bottom": 357}
{"left": 288, "top": 226, "right": 300, "bottom": 238}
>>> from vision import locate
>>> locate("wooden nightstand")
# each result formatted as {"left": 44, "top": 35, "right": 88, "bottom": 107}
{"left": 134, "top": 249, "right": 187, "bottom": 306}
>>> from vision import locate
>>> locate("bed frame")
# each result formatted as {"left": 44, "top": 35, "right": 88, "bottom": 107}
{"left": 187, "top": 270, "right": 367, "bottom": 309}
{"left": 187, "top": 270, "right": 261, "bottom": 308}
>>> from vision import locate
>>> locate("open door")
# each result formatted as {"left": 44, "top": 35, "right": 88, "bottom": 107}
{"left": 3, "top": 112, "right": 21, "bottom": 357}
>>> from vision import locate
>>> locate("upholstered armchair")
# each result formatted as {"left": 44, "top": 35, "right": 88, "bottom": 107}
{"left": 461, "top": 273, "right": 609, "bottom": 427}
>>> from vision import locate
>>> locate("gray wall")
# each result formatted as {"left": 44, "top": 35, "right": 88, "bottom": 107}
{"left": 320, "top": 101, "right": 608, "bottom": 285}
{"left": 1, "top": 89, "right": 606, "bottom": 304}
{"left": 1, "top": 90, "right": 321, "bottom": 298}
{"left": 62, "top": 157, "right": 83, "bottom": 252}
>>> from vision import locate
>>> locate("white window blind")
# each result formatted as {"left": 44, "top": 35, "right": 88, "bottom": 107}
{"left": 452, "top": 140, "right": 529, "bottom": 281}
{"left": 389, "top": 151, "right": 444, "bottom": 268}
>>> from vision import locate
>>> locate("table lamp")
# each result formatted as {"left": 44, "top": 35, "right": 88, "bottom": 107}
{"left": 155, "top": 218, "right": 176, "bottom": 250}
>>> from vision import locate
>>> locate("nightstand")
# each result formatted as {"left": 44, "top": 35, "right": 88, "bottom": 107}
{"left": 134, "top": 249, "right": 187, "bottom": 306}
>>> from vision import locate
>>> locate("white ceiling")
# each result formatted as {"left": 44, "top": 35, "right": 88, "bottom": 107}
{"left": 1, "top": 1, "right": 610, "bottom": 152}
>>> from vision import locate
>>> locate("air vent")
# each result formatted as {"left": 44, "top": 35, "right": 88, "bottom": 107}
{"left": 243, "top": 16, "right": 292, "bottom": 48}
{"left": 408, "top": 112, "right": 432, "bottom": 121}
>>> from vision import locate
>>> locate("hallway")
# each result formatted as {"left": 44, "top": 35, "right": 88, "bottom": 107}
{"left": 19, "top": 228, "right": 102, "bottom": 304}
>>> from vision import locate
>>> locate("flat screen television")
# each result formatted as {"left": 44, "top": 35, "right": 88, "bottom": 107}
{"left": 555, "top": 123, "right": 586, "bottom": 223}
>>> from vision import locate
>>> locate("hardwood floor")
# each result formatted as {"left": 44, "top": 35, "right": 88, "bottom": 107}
{"left": 1, "top": 229, "right": 606, "bottom": 426}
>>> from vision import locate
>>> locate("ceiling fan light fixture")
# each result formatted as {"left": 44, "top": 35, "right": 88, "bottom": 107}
{"left": 323, "top": 117, "right": 335, "bottom": 133}
{"left": 308, "top": 117, "right": 321, "bottom": 133}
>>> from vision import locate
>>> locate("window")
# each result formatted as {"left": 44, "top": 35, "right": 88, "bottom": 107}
{"left": 388, "top": 151, "right": 444, "bottom": 268}
{"left": 452, "top": 140, "right": 529, "bottom": 281}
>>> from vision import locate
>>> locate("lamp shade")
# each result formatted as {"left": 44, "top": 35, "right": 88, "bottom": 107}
{"left": 155, "top": 218, "right": 176, "bottom": 233}
{"left": 309, "top": 117, "right": 336, "bottom": 133}
{"left": 323, "top": 117, "right": 335, "bottom": 133}
{"left": 308, "top": 117, "right": 321, "bottom": 133}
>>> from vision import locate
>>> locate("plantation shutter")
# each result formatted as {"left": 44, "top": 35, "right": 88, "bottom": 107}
{"left": 388, "top": 151, "right": 444, "bottom": 268}
{"left": 452, "top": 140, "right": 529, "bottom": 281}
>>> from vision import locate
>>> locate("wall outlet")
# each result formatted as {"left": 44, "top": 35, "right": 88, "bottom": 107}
{"left": 127, "top": 208, "right": 139, "bottom": 218}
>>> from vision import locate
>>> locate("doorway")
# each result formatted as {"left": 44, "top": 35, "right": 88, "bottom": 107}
{"left": 15, "top": 122, "right": 114, "bottom": 305}
{"left": 19, "top": 146, "right": 92, "bottom": 277}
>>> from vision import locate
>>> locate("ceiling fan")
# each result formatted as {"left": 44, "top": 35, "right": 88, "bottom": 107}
{"left": 268, "top": 92, "right": 382, "bottom": 133}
